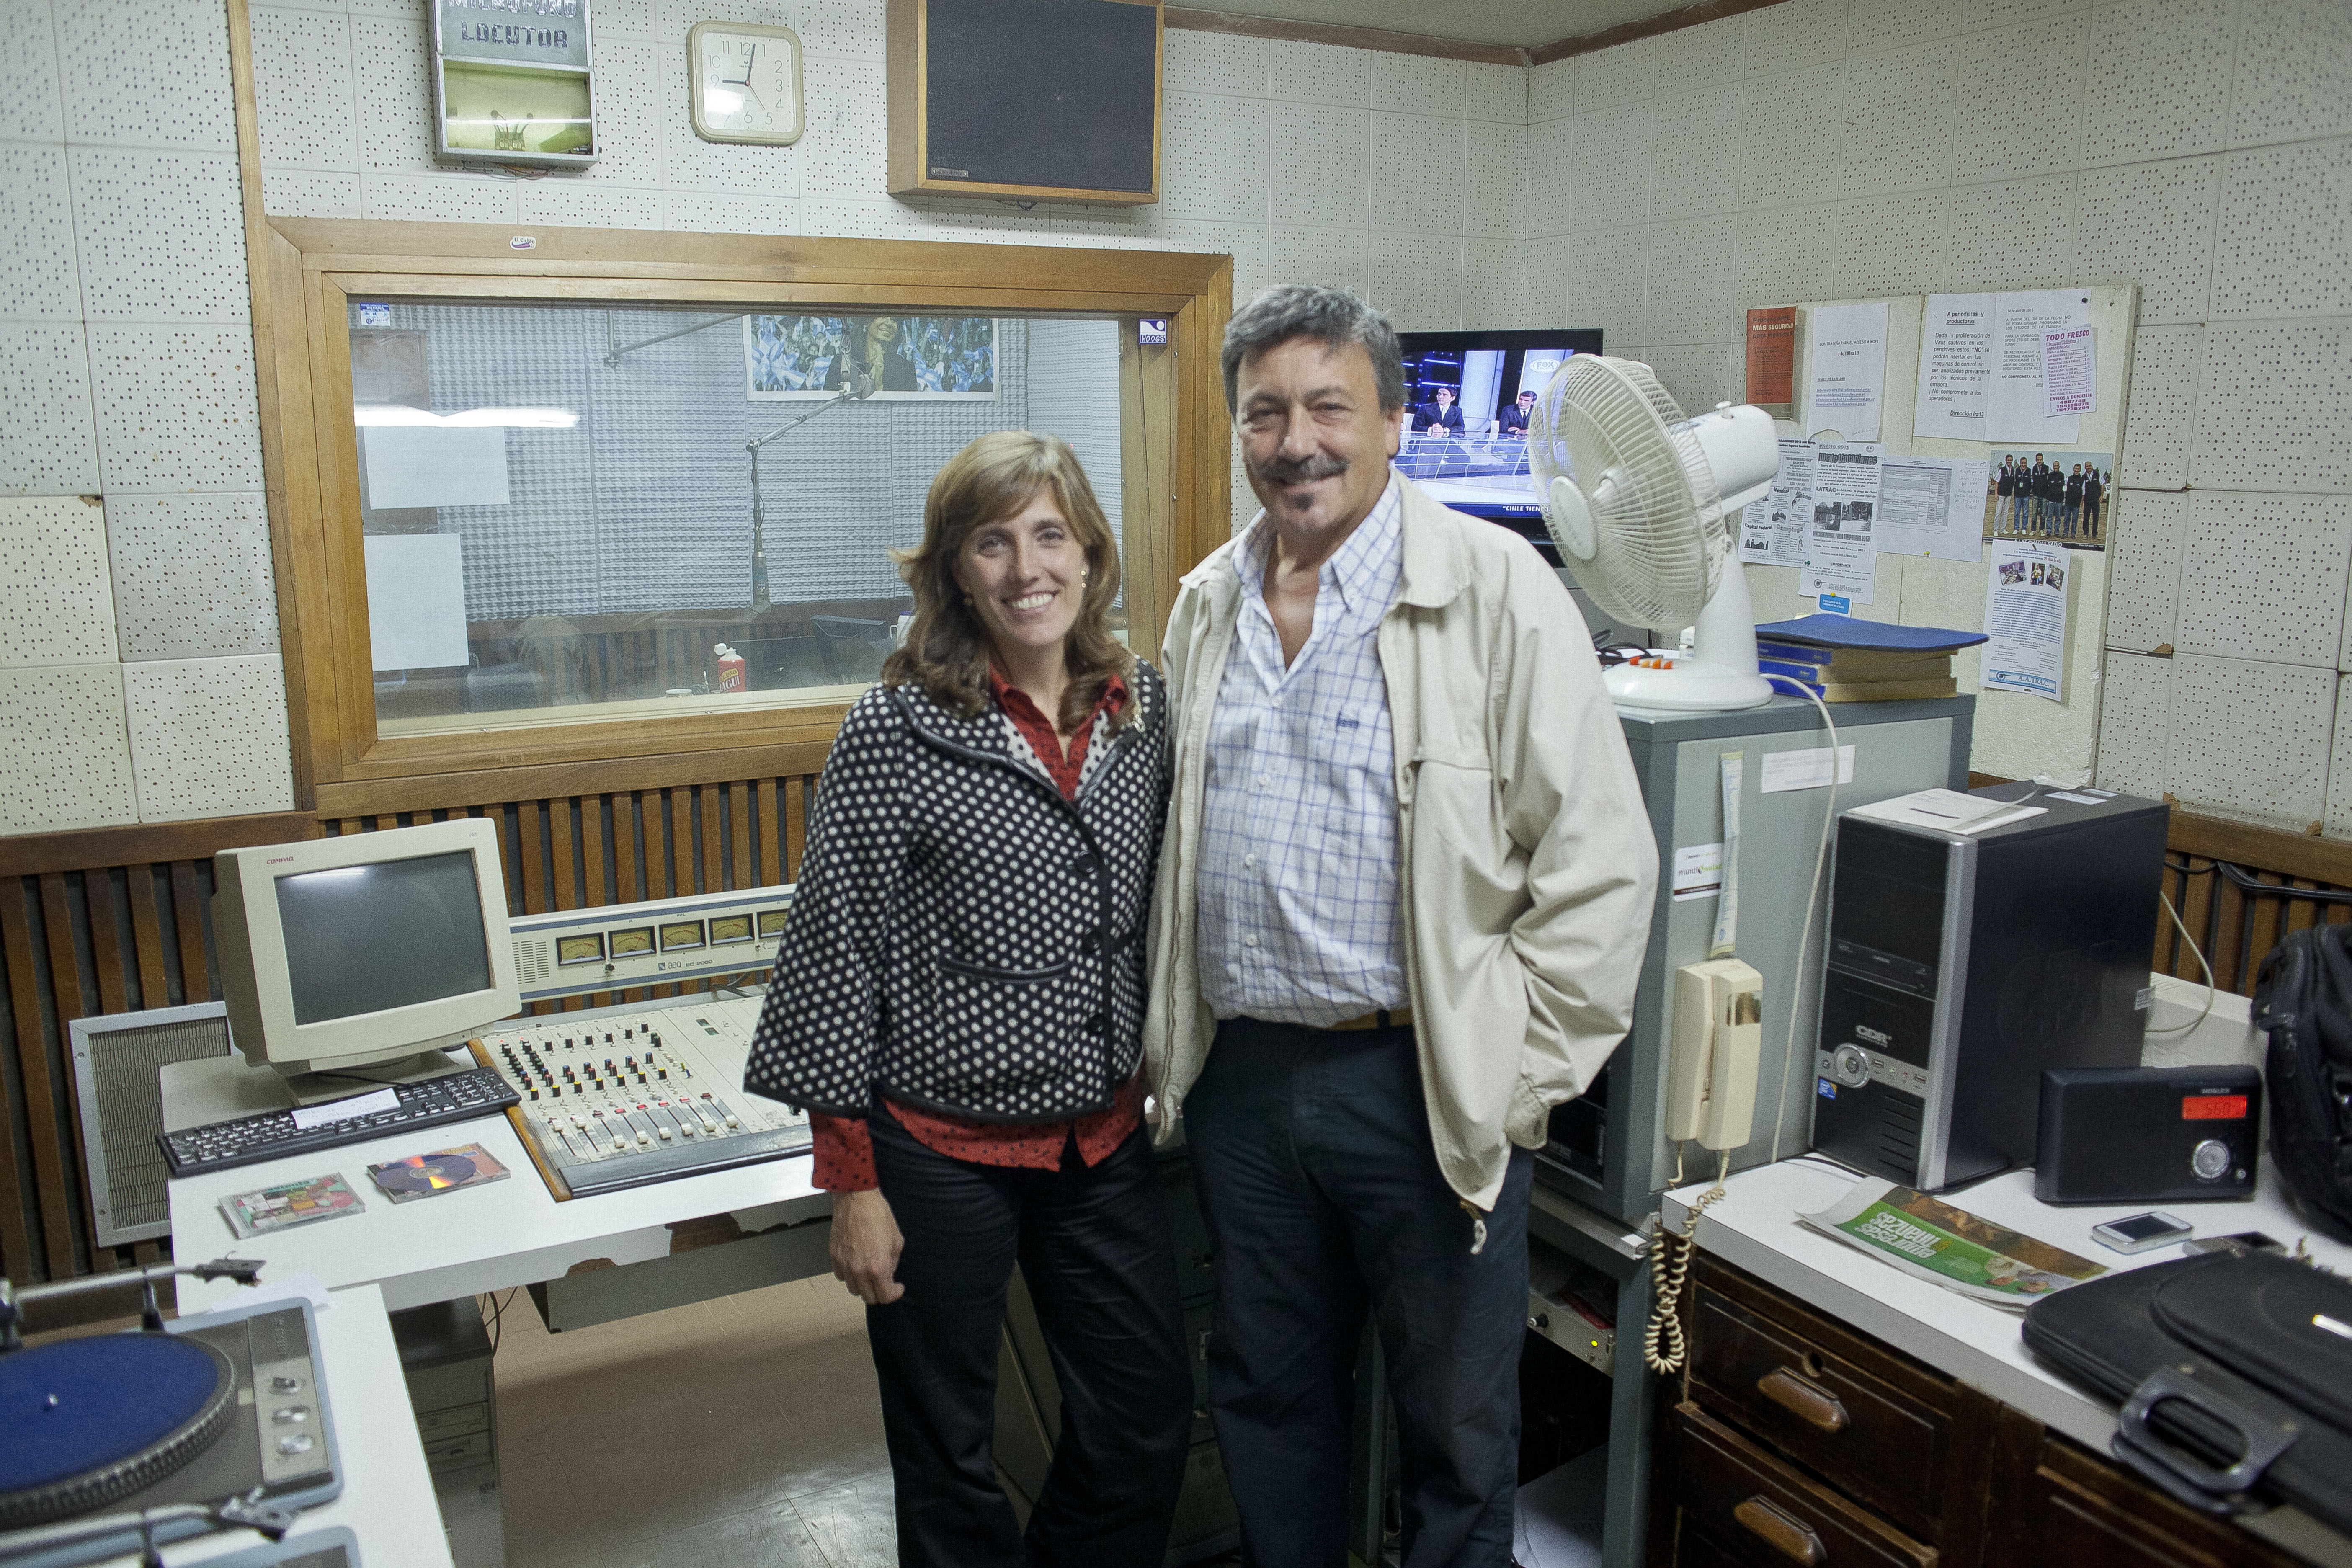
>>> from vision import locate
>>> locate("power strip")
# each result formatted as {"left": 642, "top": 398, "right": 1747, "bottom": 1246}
{"left": 508, "top": 885, "right": 795, "bottom": 1004}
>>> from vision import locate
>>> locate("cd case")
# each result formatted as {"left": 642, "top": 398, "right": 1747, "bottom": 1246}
{"left": 366, "top": 1142, "right": 512, "bottom": 1203}
{"left": 220, "top": 1172, "right": 366, "bottom": 1238}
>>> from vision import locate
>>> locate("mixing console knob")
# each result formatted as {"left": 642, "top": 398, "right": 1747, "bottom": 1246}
{"left": 727, "top": 1115, "right": 740, "bottom": 1129}
{"left": 529, "top": 1090, "right": 539, "bottom": 1101}
{"left": 678, "top": 1122, "right": 694, "bottom": 1136}
{"left": 276, "top": 1435, "right": 315, "bottom": 1455}
{"left": 658, "top": 1127, "right": 672, "bottom": 1139}
{"left": 637, "top": 1132, "right": 650, "bottom": 1145}
{"left": 637, "top": 1074, "right": 647, "bottom": 1084}
{"left": 612, "top": 1135, "right": 625, "bottom": 1150}
{"left": 658, "top": 1069, "right": 668, "bottom": 1080}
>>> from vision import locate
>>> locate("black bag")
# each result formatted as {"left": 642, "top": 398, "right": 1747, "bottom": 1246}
{"left": 2021, "top": 1252, "right": 2352, "bottom": 1534}
{"left": 2251, "top": 923, "right": 2352, "bottom": 1243}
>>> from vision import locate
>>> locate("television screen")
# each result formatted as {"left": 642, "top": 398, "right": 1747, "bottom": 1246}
{"left": 1393, "top": 330, "right": 1603, "bottom": 545}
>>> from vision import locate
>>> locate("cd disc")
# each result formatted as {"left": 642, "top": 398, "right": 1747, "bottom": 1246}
{"left": 371, "top": 1161, "right": 439, "bottom": 1196}
{"left": 417, "top": 1154, "right": 476, "bottom": 1188}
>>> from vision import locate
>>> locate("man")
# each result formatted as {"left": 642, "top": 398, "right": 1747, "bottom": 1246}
{"left": 1418, "top": 384, "right": 1465, "bottom": 436}
{"left": 2083, "top": 466, "right": 2105, "bottom": 539}
{"left": 2063, "top": 463, "right": 2085, "bottom": 539}
{"left": 1143, "top": 286, "right": 1657, "bottom": 1565}
{"left": 1498, "top": 387, "right": 1537, "bottom": 437}
{"left": 1994, "top": 459, "right": 2015, "bottom": 533}
{"left": 2028, "top": 453, "right": 2052, "bottom": 532}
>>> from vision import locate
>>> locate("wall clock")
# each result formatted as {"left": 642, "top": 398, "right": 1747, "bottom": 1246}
{"left": 432, "top": 0, "right": 598, "bottom": 168}
{"left": 689, "top": 21, "right": 805, "bottom": 145}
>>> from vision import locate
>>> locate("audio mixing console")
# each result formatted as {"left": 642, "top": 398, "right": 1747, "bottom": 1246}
{"left": 469, "top": 994, "right": 810, "bottom": 1199}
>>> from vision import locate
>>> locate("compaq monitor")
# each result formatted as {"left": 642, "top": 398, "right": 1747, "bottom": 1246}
{"left": 212, "top": 818, "right": 521, "bottom": 1095}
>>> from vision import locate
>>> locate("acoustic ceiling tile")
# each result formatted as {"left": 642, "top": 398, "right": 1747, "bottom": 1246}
{"left": 2082, "top": 0, "right": 2239, "bottom": 166}
{"left": 1736, "top": 211, "right": 1834, "bottom": 311}
{"left": 2120, "top": 325, "right": 2200, "bottom": 490}
{"left": 2075, "top": 155, "right": 2220, "bottom": 325}
{"left": 1831, "top": 188, "right": 1952, "bottom": 300}
{"left": 106, "top": 492, "right": 279, "bottom": 661}
{"left": 0, "top": 142, "right": 80, "bottom": 321}
{"left": 124, "top": 655, "right": 295, "bottom": 822}
{"left": 516, "top": 182, "right": 662, "bottom": 231}
{"left": 1166, "top": 23, "right": 1267, "bottom": 99}
{"left": 1641, "top": 342, "right": 1742, "bottom": 422}
{"left": 1519, "top": 114, "right": 1574, "bottom": 240}
{"left": 2093, "top": 651, "right": 2172, "bottom": 799}
{"left": 2192, "top": 322, "right": 2352, "bottom": 493}
{"left": 2102, "top": 489, "right": 2187, "bottom": 654}
{"left": 665, "top": 78, "right": 801, "bottom": 199}
{"left": 795, "top": 0, "right": 887, "bottom": 59}
{"left": 1260, "top": 39, "right": 1372, "bottom": 109}
{"left": 1831, "top": 42, "right": 1958, "bottom": 192}
{"left": 1268, "top": 227, "right": 1370, "bottom": 302}
{"left": 662, "top": 190, "right": 802, "bottom": 236}
{"left": 1161, "top": 92, "right": 1271, "bottom": 228}
{"left": 1527, "top": 58, "right": 1574, "bottom": 124}
{"left": 1367, "top": 233, "right": 1462, "bottom": 335}
{"left": 1945, "top": 175, "right": 2078, "bottom": 294}
{"left": 59, "top": 0, "right": 235, "bottom": 150}
{"left": 0, "top": 0, "right": 62, "bottom": 142}
{"left": 1645, "top": 79, "right": 1749, "bottom": 223}
{"left": 1268, "top": 103, "right": 1371, "bottom": 231}
{"left": 1952, "top": 18, "right": 2088, "bottom": 181}
{"left": 1462, "top": 120, "right": 1522, "bottom": 239}
{"left": 1743, "top": 61, "right": 1838, "bottom": 206}
{"left": 250, "top": 4, "right": 358, "bottom": 171}
{"left": 1982, "top": 0, "right": 2096, "bottom": 23}
{"left": 578, "top": 37, "right": 664, "bottom": 193}
{"left": 1561, "top": 225, "right": 1645, "bottom": 358}
{"left": 69, "top": 149, "right": 250, "bottom": 322}
{"left": 1367, "top": 51, "right": 1466, "bottom": 123}
{"left": 1564, "top": 103, "right": 1653, "bottom": 231}
{"left": 0, "top": 324, "right": 98, "bottom": 496}
{"left": 353, "top": 14, "right": 441, "bottom": 176}
{"left": 1367, "top": 114, "right": 1464, "bottom": 235}
{"left": 2167, "top": 652, "right": 2334, "bottom": 831}
{"left": 2210, "top": 140, "right": 2352, "bottom": 318}
{"left": 360, "top": 170, "right": 520, "bottom": 224}
{"left": 2229, "top": 0, "right": 2352, "bottom": 147}
{"left": 0, "top": 664, "right": 138, "bottom": 836}
{"left": 1728, "top": 0, "right": 1858, "bottom": 78}
{"left": 2177, "top": 492, "right": 2351, "bottom": 665}
{"left": 261, "top": 168, "right": 362, "bottom": 219}
{"left": 1462, "top": 60, "right": 1525, "bottom": 125}
{"left": 1645, "top": 6, "right": 1745, "bottom": 83}
{"left": 1644, "top": 219, "right": 1738, "bottom": 346}
{"left": 0, "top": 495, "right": 116, "bottom": 667}
{"left": 85, "top": 325, "right": 264, "bottom": 494}
{"left": 1464, "top": 240, "right": 1542, "bottom": 334}
{"left": 1564, "top": 34, "right": 1654, "bottom": 116}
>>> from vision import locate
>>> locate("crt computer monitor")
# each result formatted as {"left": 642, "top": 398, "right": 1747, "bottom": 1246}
{"left": 213, "top": 818, "right": 522, "bottom": 1085}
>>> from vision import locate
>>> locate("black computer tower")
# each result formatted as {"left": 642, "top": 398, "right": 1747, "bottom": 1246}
{"left": 1810, "top": 788, "right": 2167, "bottom": 1191}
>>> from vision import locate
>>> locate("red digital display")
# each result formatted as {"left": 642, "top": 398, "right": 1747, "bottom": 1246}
{"left": 2181, "top": 1094, "right": 2249, "bottom": 1120}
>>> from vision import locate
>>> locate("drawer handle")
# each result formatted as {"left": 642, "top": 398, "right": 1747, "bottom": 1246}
{"left": 1734, "top": 1496, "right": 1827, "bottom": 1565}
{"left": 1757, "top": 1367, "right": 1849, "bottom": 1433}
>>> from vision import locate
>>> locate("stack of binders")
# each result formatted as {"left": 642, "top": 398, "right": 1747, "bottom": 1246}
{"left": 1753, "top": 614, "right": 1989, "bottom": 702}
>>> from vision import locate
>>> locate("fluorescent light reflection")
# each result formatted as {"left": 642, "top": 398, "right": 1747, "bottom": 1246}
{"left": 703, "top": 88, "right": 744, "bottom": 115}
{"left": 354, "top": 404, "right": 579, "bottom": 429}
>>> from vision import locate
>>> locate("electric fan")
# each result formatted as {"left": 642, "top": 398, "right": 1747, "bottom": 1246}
{"left": 1528, "top": 356, "right": 1781, "bottom": 711}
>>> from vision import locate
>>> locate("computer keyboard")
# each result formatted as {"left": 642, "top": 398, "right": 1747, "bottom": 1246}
{"left": 158, "top": 1065, "right": 521, "bottom": 1179}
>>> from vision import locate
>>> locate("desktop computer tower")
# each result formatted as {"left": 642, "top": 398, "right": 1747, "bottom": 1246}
{"left": 1537, "top": 695, "right": 1976, "bottom": 1225}
{"left": 392, "top": 1300, "right": 506, "bottom": 1568}
{"left": 1810, "top": 789, "right": 2167, "bottom": 1191}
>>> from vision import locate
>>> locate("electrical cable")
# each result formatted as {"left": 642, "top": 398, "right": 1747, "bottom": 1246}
{"left": 1761, "top": 676, "right": 1841, "bottom": 1166}
{"left": 2143, "top": 888, "right": 2218, "bottom": 1037}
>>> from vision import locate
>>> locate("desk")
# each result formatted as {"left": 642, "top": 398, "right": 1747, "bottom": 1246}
{"left": 88, "top": 1284, "right": 451, "bottom": 1568}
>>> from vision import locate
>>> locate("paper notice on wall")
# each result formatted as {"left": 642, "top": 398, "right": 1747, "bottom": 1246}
{"left": 1672, "top": 842, "right": 1725, "bottom": 902}
{"left": 361, "top": 425, "right": 511, "bottom": 511}
{"left": 1804, "top": 302, "right": 1888, "bottom": 441}
{"left": 2040, "top": 325, "right": 2096, "bottom": 416}
{"left": 1912, "top": 293, "right": 1995, "bottom": 441}
{"left": 1876, "top": 456, "right": 1989, "bottom": 562}
{"left": 1987, "top": 289, "right": 2089, "bottom": 444}
{"left": 1801, "top": 442, "right": 1880, "bottom": 603}
{"left": 1760, "top": 745, "right": 1856, "bottom": 793}
{"left": 1739, "top": 438, "right": 1816, "bottom": 568}
{"left": 364, "top": 534, "right": 470, "bottom": 671}
{"left": 1982, "top": 540, "right": 2069, "bottom": 702}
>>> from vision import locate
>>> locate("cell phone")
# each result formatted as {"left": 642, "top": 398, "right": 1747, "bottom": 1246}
{"left": 2090, "top": 1211, "right": 2194, "bottom": 1255}
{"left": 2180, "top": 1231, "right": 2284, "bottom": 1258}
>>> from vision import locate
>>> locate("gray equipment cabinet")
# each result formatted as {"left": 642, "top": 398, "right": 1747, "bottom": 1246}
{"left": 391, "top": 1300, "right": 507, "bottom": 1568}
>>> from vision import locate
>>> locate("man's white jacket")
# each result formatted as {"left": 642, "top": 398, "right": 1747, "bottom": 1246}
{"left": 1142, "top": 474, "right": 1659, "bottom": 1211}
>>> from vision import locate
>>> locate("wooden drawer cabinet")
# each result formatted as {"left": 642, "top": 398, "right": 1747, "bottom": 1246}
{"left": 1651, "top": 1255, "right": 2312, "bottom": 1568}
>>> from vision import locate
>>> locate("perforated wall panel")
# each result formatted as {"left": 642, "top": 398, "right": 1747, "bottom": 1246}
{"left": 2328, "top": 678, "right": 2352, "bottom": 838}
{"left": 1952, "top": 20, "right": 2085, "bottom": 182}
{"left": 123, "top": 655, "right": 295, "bottom": 822}
{"left": 107, "top": 492, "right": 279, "bottom": 661}
{"left": 1566, "top": 107, "right": 1652, "bottom": 230}
{"left": 579, "top": 37, "right": 662, "bottom": 192}
{"left": 250, "top": 4, "right": 358, "bottom": 172}
{"left": 1162, "top": 93, "right": 1270, "bottom": 227}
{"left": 1945, "top": 176, "right": 2075, "bottom": 294}
{"left": 1, "top": 142, "right": 80, "bottom": 321}
{"left": 1019, "top": 320, "right": 1124, "bottom": 557}
{"left": 1561, "top": 227, "right": 1645, "bottom": 358}
{"left": 1830, "top": 43, "right": 1956, "bottom": 191}
{"left": 1369, "top": 234, "right": 1463, "bottom": 333}
{"left": 352, "top": 13, "right": 437, "bottom": 177}
{"left": 1736, "top": 222, "right": 1832, "bottom": 316}
{"left": 2074, "top": 156, "right": 2220, "bottom": 325}
{"left": 2166, "top": 652, "right": 2335, "bottom": 831}
{"left": 2103, "top": 490, "right": 2186, "bottom": 655}
{"left": 2192, "top": 322, "right": 2352, "bottom": 493}
{"left": 85, "top": 325, "right": 264, "bottom": 492}
{"left": 1267, "top": 228, "right": 1369, "bottom": 300}
{"left": 2210, "top": 140, "right": 2352, "bottom": 318}
{"left": 71, "top": 149, "right": 249, "bottom": 322}
{"left": 0, "top": 495, "right": 116, "bottom": 666}
{"left": 0, "top": 663, "right": 137, "bottom": 834}
{"left": 2120, "top": 325, "right": 2201, "bottom": 490}
{"left": 2093, "top": 652, "right": 2172, "bottom": 800}
{"left": 0, "top": 323, "right": 98, "bottom": 495}
{"left": 1368, "top": 116, "right": 1464, "bottom": 235}
{"left": 0, "top": 0, "right": 63, "bottom": 143}
{"left": 1831, "top": 190, "right": 1951, "bottom": 301}
{"left": 1168, "top": 24, "right": 1266, "bottom": 99}
{"left": 2177, "top": 493, "right": 2351, "bottom": 665}
{"left": 1645, "top": 219, "right": 1737, "bottom": 346}
{"left": 2228, "top": 0, "right": 2352, "bottom": 149}
{"left": 58, "top": 0, "right": 236, "bottom": 150}
{"left": 2082, "top": 0, "right": 2236, "bottom": 166}
{"left": 798, "top": 0, "right": 888, "bottom": 58}
{"left": 1462, "top": 121, "right": 1521, "bottom": 240}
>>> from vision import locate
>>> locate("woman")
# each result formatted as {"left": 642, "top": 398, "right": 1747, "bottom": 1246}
{"left": 743, "top": 431, "right": 1189, "bottom": 1568}
{"left": 825, "top": 314, "right": 919, "bottom": 392}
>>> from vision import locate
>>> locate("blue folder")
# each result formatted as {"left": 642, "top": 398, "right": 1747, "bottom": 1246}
{"left": 1752, "top": 614, "right": 1988, "bottom": 653}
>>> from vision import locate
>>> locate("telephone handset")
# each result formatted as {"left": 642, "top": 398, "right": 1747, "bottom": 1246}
{"left": 1664, "top": 959, "right": 1764, "bottom": 1152}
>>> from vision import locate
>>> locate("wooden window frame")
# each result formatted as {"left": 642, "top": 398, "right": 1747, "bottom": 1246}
{"left": 248, "top": 218, "right": 1231, "bottom": 820}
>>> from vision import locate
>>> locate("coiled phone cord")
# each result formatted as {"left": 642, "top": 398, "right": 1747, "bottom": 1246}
{"left": 1643, "top": 1147, "right": 1730, "bottom": 1376}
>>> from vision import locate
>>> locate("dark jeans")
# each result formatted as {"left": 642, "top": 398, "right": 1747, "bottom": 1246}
{"left": 864, "top": 1105, "right": 1192, "bottom": 1568}
{"left": 1184, "top": 1017, "right": 1535, "bottom": 1568}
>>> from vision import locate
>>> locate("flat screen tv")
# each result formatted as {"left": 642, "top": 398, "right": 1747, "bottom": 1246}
{"left": 1393, "top": 329, "right": 1604, "bottom": 556}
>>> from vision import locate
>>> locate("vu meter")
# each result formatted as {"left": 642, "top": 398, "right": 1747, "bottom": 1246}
{"left": 710, "top": 914, "right": 754, "bottom": 946}
{"left": 557, "top": 934, "right": 606, "bottom": 967}
{"left": 660, "top": 921, "right": 707, "bottom": 951}
{"left": 758, "top": 908, "right": 789, "bottom": 938}
{"left": 609, "top": 926, "right": 655, "bottom": 957}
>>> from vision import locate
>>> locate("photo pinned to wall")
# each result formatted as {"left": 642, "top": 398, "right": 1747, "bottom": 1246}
{"left": 1981, "top": 449, "right": 2113, "bottom": 548}
{"left": 745, "top": 314, "right": 998, "bottom": 400}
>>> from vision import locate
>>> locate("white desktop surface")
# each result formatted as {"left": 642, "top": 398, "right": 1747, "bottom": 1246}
{"left": 92, "top": 1284, "right": 452, "bottom": 1568}
{"left": 169, "top": 1101, "right": 827, "bottom": 1316}
{"left": 1663, "top": 1159, "right": 2352, "bottom": 1566}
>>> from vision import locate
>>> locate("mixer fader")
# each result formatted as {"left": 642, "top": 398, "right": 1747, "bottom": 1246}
{"left": 470, "top": 994, "right": 810, "bottom": 1199}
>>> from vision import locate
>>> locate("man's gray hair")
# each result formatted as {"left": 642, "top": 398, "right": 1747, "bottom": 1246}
{"left": 1221, "top": 285, "right": 1406, "bottom": 415}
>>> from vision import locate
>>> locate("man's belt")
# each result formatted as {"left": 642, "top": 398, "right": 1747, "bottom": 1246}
{"left": 1318, "top": 1006, "right": 1415, "bottom": 1033}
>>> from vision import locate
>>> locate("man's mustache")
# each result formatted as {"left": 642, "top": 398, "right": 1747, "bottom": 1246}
{"left": 1251, "top": 453, "right": 1348, "bottom": 486}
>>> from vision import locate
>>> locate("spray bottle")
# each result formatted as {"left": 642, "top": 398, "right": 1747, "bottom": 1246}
{"left": 715, "top": 643, "right": 746, "bottom": 693}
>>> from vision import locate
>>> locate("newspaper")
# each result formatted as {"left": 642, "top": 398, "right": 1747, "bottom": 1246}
{"left": 1800, "top": 1177, "right": 2107, "bottom": 1308}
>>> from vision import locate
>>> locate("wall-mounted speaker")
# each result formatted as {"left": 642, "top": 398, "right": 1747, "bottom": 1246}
{"left": 69, "top": 1003, "right": 233, "bottom": 1247}
{"left": 887, "top": 0, "right": 1161, "bottom": 206}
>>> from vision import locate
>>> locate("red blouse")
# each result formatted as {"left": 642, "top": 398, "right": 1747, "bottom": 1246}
{"left": 810, "top": 665, "right": 1143, "bottom": 1192}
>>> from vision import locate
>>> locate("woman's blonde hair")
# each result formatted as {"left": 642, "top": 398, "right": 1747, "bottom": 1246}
{"left": 883, "top": 430, "right": 1135, "bottom": 734}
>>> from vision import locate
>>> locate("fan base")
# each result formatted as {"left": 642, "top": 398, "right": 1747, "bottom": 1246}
{"left": 1605, "top": 658, "right": 1774, "bottom": 712}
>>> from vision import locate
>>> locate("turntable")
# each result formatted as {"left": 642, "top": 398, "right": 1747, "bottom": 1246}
{"left": 0, "top": 1261, "right": 345, "bottom": 1568}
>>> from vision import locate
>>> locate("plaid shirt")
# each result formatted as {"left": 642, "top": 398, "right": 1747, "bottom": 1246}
{"left": 1198, "top": 475, "right": 1409, "bottom": 1024}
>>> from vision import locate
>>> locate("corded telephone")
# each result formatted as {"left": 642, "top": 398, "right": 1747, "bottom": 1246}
{"left": 1664, "top": 959, "right": 1764, "bottom": 1151}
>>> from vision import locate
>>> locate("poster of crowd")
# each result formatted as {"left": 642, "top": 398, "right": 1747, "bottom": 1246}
{"left": 1982, "top": 450, "right": 2112, "bottom": 545}
{"left": 745, "top": 314, "right": 998, "bottom": 400}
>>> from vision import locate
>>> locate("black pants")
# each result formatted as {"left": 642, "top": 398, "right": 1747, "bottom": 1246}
{"left": 1185, "top": 1018, "right": 1534, "bottom": 1568}
{"left": 864, "top": 1104, "right": 1192, "bottom": 1568}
